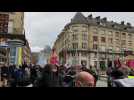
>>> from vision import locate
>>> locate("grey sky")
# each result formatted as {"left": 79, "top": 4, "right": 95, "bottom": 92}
{"left": 24, "top": 12, "right": 134, "bottom": 52}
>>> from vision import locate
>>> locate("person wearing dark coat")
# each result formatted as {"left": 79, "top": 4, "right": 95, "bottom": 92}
{"left": 30, "top": 65, "right": 37, "bottom": 84}
{"left": 34, "top": 64, "right": 60, "bottom": 87}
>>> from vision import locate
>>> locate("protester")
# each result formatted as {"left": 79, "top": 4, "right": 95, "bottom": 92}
{"left": 81, "top": 67, "right": 98, "bottom": 87}
{"left": 63, "top": 67, "right": 76, "bottom": 87}
{"left": 1, "top": 65, "right": 9, "bottom": 87}
{"left": 75, "top": 71, "right": 95, "bottom": 87}
{"left": 58, "top": 65, "right": 66, "bottom": 86}
{"left": 33, "top": 64, "right": 60, "bottom": 87}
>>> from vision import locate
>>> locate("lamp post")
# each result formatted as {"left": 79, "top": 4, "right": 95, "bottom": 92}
{"left": 97, "top": 47, "right": 100, "bottom": 75}
{"left": 112, "top": 49, "right": 114, "bottom": 68}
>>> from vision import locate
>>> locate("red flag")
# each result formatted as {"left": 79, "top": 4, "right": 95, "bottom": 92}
{"left": 50, "top": 48, "right": 59, "bottom": 65}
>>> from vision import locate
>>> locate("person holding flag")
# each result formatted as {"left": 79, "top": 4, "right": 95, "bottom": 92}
{"left": 49, "top": 48, "right": 59, "bottom": 66}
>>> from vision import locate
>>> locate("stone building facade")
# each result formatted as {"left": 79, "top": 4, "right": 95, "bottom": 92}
{"left": 53, "top": 12, "right": 134, "bottom": 69}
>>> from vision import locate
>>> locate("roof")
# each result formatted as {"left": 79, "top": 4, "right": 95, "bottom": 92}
{"left": 70, "top": 12, "right": 88, "bottom": 24}
{"left": 67, "top": 12, "right": 134, "bottom": 33}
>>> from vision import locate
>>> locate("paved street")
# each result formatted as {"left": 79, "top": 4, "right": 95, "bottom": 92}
{"left": 96, "top": 76, "right": 108, "bottom": 87}
{"left": 96, "top": 80, "right": 107, "bottom": 87}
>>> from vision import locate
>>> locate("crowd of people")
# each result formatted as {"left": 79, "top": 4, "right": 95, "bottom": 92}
{"left": 0, "top": 63, "right": 99, "bottom": 87}
{"left": 1, "top": 62, "right": 134, "bottom": 87}
{"left": 106, "top": 62, "right": 134, "bottom": 87}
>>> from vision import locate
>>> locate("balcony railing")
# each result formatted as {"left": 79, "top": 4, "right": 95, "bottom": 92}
{"left": 0, "top": 33, "right": 26, "bottom": 46}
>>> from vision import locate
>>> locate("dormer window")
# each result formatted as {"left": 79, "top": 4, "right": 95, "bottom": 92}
{"left": 124, "top": 27, "right": 127, "bottom": 30}
{"left": 121, "top": 21, "right": 125, "bottom": 25}
{"left": 88, "top": 14, "right": 92, "bottom": 19}
{"left": 112, "top": 24, "right": 115, "bottom": 28}
{"left": 96, "top": 16, "right": 100, "bottom": 20}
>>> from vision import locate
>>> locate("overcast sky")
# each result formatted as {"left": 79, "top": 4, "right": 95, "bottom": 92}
{"left": 24, "top": 12, "right": 134, "bottom": 52}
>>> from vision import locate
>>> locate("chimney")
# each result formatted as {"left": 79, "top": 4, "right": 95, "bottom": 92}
{"left": 88, "top": 14, "right": 92, "bottom": 18}
{"left": 71, "top": 18, "right": 73, "bottom": 22}
{"left": 96, "top": 16, "right": 100, "bottom": 20}
{"left": 102, "top": 17, "right": 107, "bottom": 21}
{"left": 127, "top": 22, "right": 131, "bottom": 26}
{"left": 121, "top": 21, "right": 125, "bottom": 25}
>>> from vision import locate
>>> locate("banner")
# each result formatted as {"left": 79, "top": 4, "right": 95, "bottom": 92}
{"left": 126, "top": 60, "right": 134, "bottom": 68}
{"left": 18, "top": 47, "right": 22, "bottom": 66}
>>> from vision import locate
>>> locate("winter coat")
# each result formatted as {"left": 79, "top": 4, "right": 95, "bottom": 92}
{"left": 34, "top": 71, "right": 60, "bottom": 87}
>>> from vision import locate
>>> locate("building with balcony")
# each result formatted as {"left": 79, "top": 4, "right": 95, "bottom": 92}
{"left": 0, "top": 12, "right": 28, "bottom": 66}
{"left": 53, "top": 12, "right": 134, "bottom": 70}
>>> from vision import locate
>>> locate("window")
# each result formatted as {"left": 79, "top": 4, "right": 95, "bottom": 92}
{"left": 128, "top": 34, "right": 132, "bottom": 36}
{"left": 100, "top": 54, "right": 106, "bottom": 59}
{"left": 101, "top": 37, "right": 106, "bottom": 43}
{"left": 122, "top": 33, "right": 126, "bottom": 36}
{"left": 0, "top": 58, "right": 5, "bottom": 63}
{"left": 108, "top": 38, "right": 113, "bottom": 43}
{"left": 94, "top": 53, "right": 97, "bottom": 58}
{"left": 72, "top": 52, "right": 75, "bottom": 56}
{"left": 93, "top": 44, "right": 98, "bottom": 50}
{"left": 68, "top": 44, "right": 70, "bottom": 48}
{"left": 65, "top": 40, "right": 67, "bottom": 45}
{"left": 8, "top": 21, "right": 13, "bottom": 33}
{"left": 73, "top": 29, "right": 78, "bottom": 32}
{"left": 93, "top": 36, "right": 98, "bottom": 42}
{"left": 82, "top": 34, "right": 87, "bottom": 40}
{"left": 108, "top": 31, "right": 112, "bottom": 36}
{"left": 10, "top": 47, "right": 16, "bottom": 56}
{"left": 100, "top": 30, "right": 105, "bottom": 35}
{"left": 81, "top": 52, "right": 87, "bottom": 57}
{"left": 72, "top": 34, "right": 78, "bottom": 40}
{"left": 72, "top": 43, "right": 78, "bottom": 49}
{"left": 115, "top": 32, "right": 119, "bottom": 37}
{"left": 100, "top": 46, "right": 106, "bottom": 51}
{"left": 128, "top": 40, "right": 132, "bottom": 43}
{"left": 0, "top": 14, "right": 9, "bottom": 33}
{"left": 93, "top": 28, "right": 98, "bottom": 34}
{"left": 72, "top": 26, "right": 79, "bottom": 32}
{"left": 82, "top": 43, "right": 87, "bottom": 49}
{"left": 122, "top": 33, "right": 126, "bottom": 38}
{"left": 116, "top": 47, "right": 120, "bottom": 51}
{"left": 108, "top": 47, "right": 113, "bottom": 52}
{"left": 116, "top": 39, "right": 120, "bottom": 44}
{"left": 128, "top": 34, "right": 132, "bottom": 39}
{"left": 128, "top": 43, "right": 132, "bottom": 46}
{"left": 121, "top": 40, "right": 126, "bottom": 45}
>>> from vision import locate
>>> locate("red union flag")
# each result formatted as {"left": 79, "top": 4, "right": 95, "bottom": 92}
{"left": 50, "top": 48, "right": 59, "bottom": 65}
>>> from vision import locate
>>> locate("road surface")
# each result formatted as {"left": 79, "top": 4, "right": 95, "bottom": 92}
{"left": 96, "top": 76, "right": 108, "bottom": 87}
{"left": 96, "top": 80, "right": 107, "bottom": 87}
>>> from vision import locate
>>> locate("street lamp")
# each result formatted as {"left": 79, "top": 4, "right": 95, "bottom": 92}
{"left": 112, "top": 49, "right": 115, "bottom": 68}
{"left": 97, "top": 47, "right": 100, "bottom": 74}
